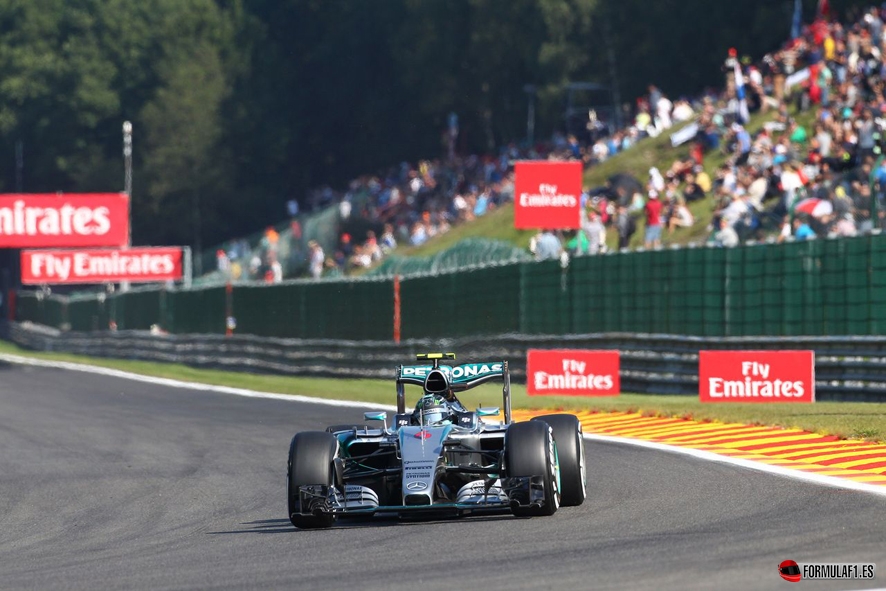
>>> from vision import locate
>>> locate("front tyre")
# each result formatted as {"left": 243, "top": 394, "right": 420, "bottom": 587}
{"left": 504, "top": 421, "right": 560, "bottom": 517}
{"left": 287, "top": 431, "right": 338, "bottom": 529}
{"left": 532, "top": 414, "right": 586, "bottom": 506}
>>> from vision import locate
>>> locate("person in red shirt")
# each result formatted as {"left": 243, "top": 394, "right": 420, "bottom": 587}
{"left": 644, "top": 190, "right": 663, "bottom": 248}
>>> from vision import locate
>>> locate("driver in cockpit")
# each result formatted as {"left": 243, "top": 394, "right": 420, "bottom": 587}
{"left": 411, "top": 388, "right": 468, "bottom": 426}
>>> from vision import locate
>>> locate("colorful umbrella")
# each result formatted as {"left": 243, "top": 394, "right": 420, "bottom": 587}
{"left": 793, "top": 197, "right": 833, "bottom": 217}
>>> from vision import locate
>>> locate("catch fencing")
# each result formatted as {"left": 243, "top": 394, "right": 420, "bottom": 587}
{"left": 13, "top": 233, "right": 886, "bottom": 340}
{"left": 4, "top": 321, "right": 886, "bottom": 401}
{"left": 367, "top": 238, "right": 531, "bottom": 277}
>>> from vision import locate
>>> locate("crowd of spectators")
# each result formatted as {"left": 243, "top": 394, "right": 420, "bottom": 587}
{"left": 213, "top": 4, "right": 886, "bottom": 280}
{"left": 692, "top": 6, "right": 886, "bottom": 247}
{"left": 559, "top": 3, "right": 886, "bottom": 256}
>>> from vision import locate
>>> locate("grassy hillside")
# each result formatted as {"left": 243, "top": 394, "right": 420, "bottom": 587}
{"left": 397, "top": 108, "right": 817, "bottom": 259}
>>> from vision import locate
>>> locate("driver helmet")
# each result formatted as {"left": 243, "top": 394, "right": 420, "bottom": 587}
{"left": 414, "top": 394, "right": 452, "bottom": 426}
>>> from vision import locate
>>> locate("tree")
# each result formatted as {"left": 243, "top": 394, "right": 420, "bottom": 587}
{"left": 138, "top": 42, "right": 229, "bottom": 250}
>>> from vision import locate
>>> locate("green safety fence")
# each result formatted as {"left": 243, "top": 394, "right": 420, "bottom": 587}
{"left": 400, "top": 264, "right": 521, "bottom": 339}
{"left": 14, "top": 233, "right": 886, "bottom": 339}
{"left": 67, "top": 294, "right": 109, "bottom": 332}
{"left": 167, "top": 286, "right": 227, "bottom": 335}
{"left": 233, "top": 278, "right": 392, "bottom": 340}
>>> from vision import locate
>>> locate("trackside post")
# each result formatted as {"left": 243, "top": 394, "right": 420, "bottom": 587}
{"left": 393, "top": 274, "right": 401, "bottom": 343}
{"left": 225, "top": 282, "right": 233, "bottom": 337}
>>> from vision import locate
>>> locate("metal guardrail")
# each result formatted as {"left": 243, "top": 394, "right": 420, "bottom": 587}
{"left": 2, "top": 321, "right": 886, "bottom": 401}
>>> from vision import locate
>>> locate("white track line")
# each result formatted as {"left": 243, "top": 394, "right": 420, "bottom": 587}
{"left": 3, "top": 352, "right": 886, "bottom": 498}
{"left": 0, "top": 353, "right": 397, "bottom": 411}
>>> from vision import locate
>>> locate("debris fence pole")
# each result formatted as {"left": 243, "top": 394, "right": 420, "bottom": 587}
{"left": 393, "top": 275, "right": 401, "bottom": 343}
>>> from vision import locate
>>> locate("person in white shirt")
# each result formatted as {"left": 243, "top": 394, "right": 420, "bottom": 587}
{"left": 672, "top": 100, "right": 694, "bottom": 122}
{"left": 667, "top": 197, "right": 694, "bottom": 233}
{"left": 656, "top": 95, "right": 673, "bottom": 131}
{"left": 308, "top": 241, "right": 324, "bottom": 279}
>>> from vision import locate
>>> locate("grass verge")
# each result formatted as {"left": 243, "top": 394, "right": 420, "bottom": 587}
{"left": 2, "top": 339, "right": 885, "bottom": 442}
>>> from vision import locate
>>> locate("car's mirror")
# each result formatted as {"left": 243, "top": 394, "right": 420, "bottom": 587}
{"left": 364, "top": 411, "right": 388, "bottom": 429}
{"left": 476, "top": 407, "right": 500, "bottom": 417}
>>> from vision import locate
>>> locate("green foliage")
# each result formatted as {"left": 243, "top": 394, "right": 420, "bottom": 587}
{"left": 0, "top": 0, "right": 878, "bottom": 249}
{"left": 139, "top": 42, "right": 229, "bottom": 247}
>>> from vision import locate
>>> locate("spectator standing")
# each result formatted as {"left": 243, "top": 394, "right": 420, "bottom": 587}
{"left": 582, "top": 210, "right": 606, "bottom": 254}
{"left": 644, "top": 191, "right": 663, "bottom": 249}
{"left": 308, "top": 240, "right": 324, "bottom": 279}
{"left": 286, "top": 199, "right": 299, "bottom": 218}
{"left": 615, "top": 204, "right": 637, "bottom": 249}
{"left": 656, "top": 94, "right": 674, "bottom": 131}
{"left": 364, "top": 230, "right": 383, "bottom": 262}
{"left": 409, "top": 222, "right": 428, "bottom": 246}
{"left": 649, "top": 167, "right": 666, "bottom": 193}
{"left": 339, "top": 233, "right": 354, "bottom": 258}
{"left": 713, "top": 217, "right": 740, "bottom": 247}
{"left": 532, "top": 229, "right": 563, "bottom": 261}
{"left": 262, "top": 227, "right": 279, "bottom": 256}
{"left": 265, "top": 252, "right": 283, "bottom": 284}
{"left": 566, "top": 230, "right": 589, "bottom": 255}
{"left": 216, "top": 249, "right": 230, "bottom": 276}
{"left": 793, "top": 216, "right": 816, "bottom": 240}
{"left": 380, "top": 223, "right": 397, "bottom": 253}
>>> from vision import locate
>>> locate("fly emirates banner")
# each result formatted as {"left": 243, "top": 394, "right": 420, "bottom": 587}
{"left": 21, "top": 247, "right": 183, "bottom": 285}
{"left": 0, "top": 193, "right": 129, "bottom": 247}
{"left": 699, "top": 350, "right": 815, "bottom": 403}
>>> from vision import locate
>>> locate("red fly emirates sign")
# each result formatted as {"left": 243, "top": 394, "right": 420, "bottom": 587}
{"left": 21, "top": 248, "right": 183, "bottom": 285}
{"left": 527, "top": 349, "right": 620, "bottom": 396}
{"left": 699, "top": 351, "right": 815, "bottom": 403}
{"left": 513, "top": 161, "right": 582, "bottom": 229}
{"left": 0, "top": 193, "right": 129, "bottom": 247}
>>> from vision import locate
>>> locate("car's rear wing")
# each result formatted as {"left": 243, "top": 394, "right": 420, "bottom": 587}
{"left": 395, "top": 359, "right": 512, "bottom": 424}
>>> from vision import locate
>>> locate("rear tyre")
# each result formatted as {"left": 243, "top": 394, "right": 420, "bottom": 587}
{"left": 287, "top": 431, "right": 337, "bottom": 529}
{"left": 504, "top": 421, "right": 560, "bottom": 517}
{"left": 532, "top": 414, "right": 586, "bottom": 506}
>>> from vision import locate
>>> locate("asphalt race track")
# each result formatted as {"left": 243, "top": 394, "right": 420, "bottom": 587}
{"left": 1, "top": 362, "right": 884, "bottom": 591}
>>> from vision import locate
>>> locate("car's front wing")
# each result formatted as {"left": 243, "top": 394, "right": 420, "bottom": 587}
{"left": 296, "top": 476, "right": 548, "bottom": 518}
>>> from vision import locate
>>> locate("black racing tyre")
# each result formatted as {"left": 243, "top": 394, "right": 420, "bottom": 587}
{"left": 504, "top": 421, "right": 560, "bottom": 517}
{"left": 287, "top": 431, "right": 338, "bottom": 529}
{"left": 324, "top": 424, "right": 369, "bottom": 434}
{"left": 532, "top": 414, "right": 586, "bottom": 506}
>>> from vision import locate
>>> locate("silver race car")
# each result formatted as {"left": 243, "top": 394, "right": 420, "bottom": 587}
{"left": 286, "top": 353, "right": 587, "bottom": 529}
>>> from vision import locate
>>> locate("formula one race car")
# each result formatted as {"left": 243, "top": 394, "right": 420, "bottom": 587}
{"left": 286, "top": 353, "right": 587, "bottom": 528}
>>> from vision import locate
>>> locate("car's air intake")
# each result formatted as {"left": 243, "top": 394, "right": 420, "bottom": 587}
{"left": 424, "top": 369, "right": 449, "bottom": 393}
{"left": 404, "top": 494, "right": 431, "bottom": 506}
